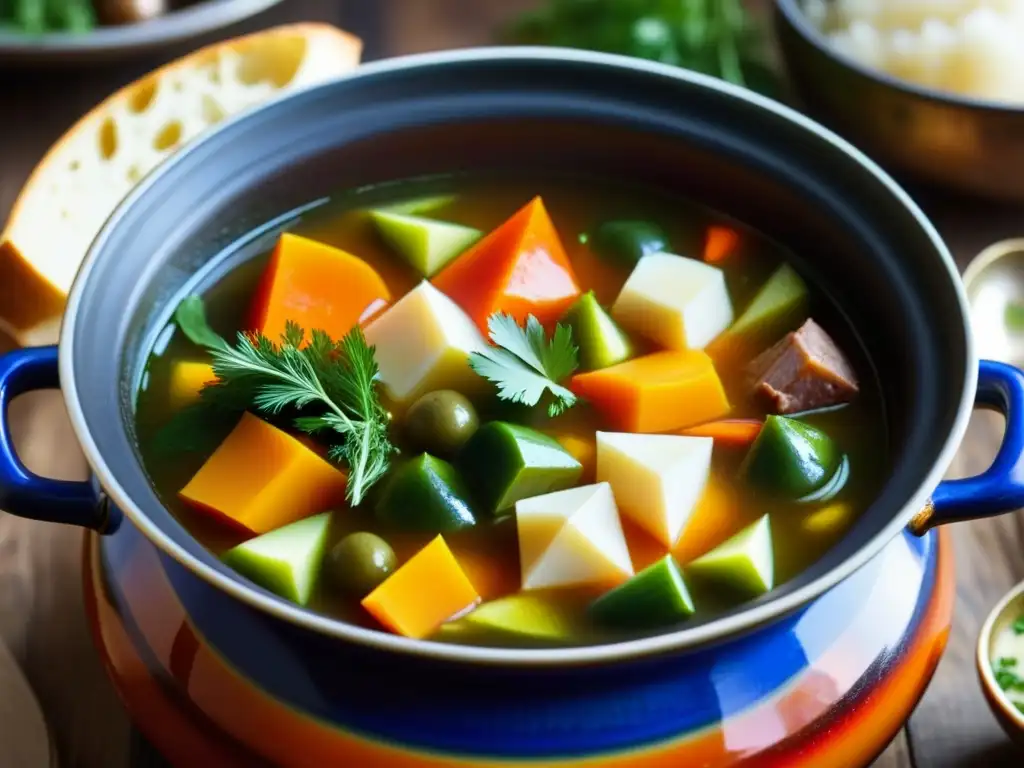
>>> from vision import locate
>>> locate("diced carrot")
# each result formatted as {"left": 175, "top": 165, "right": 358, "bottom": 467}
{"left": 570, "top": 350, "right": 731, "bottom": 433}
{"left": 362, "top": 535, "right": 482, "bottom": 639}
{"left": 431, "top": 196, "right": 581, "bottom": 332}
{"left": 179, "top": 413, "right": 348, "bottom": 535}
{"left": 674, "top": 473, "right": 757, "bottom": 563}
{"left": 704, "top": 225, "right": 741, "bottom": 264}
{"left": 167, "top": 360, "right": 216, "bottom": 411}
{"left": 248, "top": 233, "right": 391, "bottom": 343}
{"left": 680, "top": 419, "right": 763, "bottom": 448}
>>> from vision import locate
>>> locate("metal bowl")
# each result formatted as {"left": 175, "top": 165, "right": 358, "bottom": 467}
{"left": 0, "top": 0, "right": 284, "bottom": 65}
{"left": 774, "top": 0, "right": 1024, "bottom": 201}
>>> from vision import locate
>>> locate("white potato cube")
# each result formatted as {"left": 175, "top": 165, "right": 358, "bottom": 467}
{"left": 596, "top": 432, "right": 713, "bottom": 548}
{"left": 612, "top": 253, "right": 733, "bottom": 350}
{"left": 516, "top": 483, "right": 634, "bottom": 591}
{"left": 364, "top": 281, "right": 487, "bottom": 406}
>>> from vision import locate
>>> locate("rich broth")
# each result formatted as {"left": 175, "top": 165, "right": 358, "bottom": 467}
{"left": 135, "top": 174, "right": 887, "bottom": 647}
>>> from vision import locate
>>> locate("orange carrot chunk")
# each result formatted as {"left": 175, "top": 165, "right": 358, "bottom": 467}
{"left": 431, "top": 196, "right": 581, "bottom": 332}
{"left": 179, "top": 413, "right": 348, "bottom": 535}
{"left": 703, "top": 225, "right": 741, "bottom": 264}
{"left": 362, "top": 535, "right": 481, "bottom": 639}
{"left": 248, "top": 233, "right": 391, "bottom": 342}
{"left": 570, "top": 350, "right": 730, "bottom": 433}
{"left": 680, "top": 419, "right": 763, "bottom": 448}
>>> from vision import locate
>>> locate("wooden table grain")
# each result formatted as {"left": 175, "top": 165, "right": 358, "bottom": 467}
{"left": 0, "top": 1, "right": 1022, "bottom": 766}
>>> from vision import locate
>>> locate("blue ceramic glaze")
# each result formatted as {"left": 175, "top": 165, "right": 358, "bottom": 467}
{"left": 88, "top": 512, "right": 947, "bottom": 766}
{"left": 930, "top": 360, "right": 1024, "bottom": 523}
{"left": 0, "top": 345, "right": 107, "bottom": 529}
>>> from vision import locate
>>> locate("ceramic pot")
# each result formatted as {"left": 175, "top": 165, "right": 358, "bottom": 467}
{"left": 0, "top": 49, "right": 1021, "bottom": 767}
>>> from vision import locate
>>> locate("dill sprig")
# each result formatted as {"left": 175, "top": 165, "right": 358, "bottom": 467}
{"left": 164, "top": 295, "right": 396, "bottom": 506}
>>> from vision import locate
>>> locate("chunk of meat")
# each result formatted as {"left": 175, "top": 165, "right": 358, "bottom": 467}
{"left": 747, "top": 319, "right": 858, "bottom": 414}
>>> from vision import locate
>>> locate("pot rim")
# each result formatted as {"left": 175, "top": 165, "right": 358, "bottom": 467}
{"left": 58, "top": 46, "right": 976, "bottom": 667}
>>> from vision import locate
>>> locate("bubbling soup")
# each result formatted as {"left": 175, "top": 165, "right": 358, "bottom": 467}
{"left": 135, "top": 175, "right": 886, "bottom": 648}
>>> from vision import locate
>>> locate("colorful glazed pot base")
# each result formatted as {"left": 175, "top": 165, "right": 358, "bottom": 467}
{"left": 85, "top": 519, "right": 953, "bottom": 768}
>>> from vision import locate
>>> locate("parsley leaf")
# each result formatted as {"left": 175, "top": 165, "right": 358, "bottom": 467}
{"left": 156, "top": 295, "right": 396, "bottom": 506}
{"left": 1014, "top": 616, "right": 1024, "bottom": 635}
{"left": 469, "top": 312, "right": 579, "bottom": 417}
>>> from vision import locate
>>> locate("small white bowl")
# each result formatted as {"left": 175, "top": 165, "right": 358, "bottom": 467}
{"left": 977, "top": 579, "right": 1024, "bottom": 744}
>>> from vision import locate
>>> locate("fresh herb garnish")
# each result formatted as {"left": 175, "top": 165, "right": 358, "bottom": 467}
{"left": 161, "top": 295, "right": 396, "bottom": 506}
{"left": 996, "top": 668, "right": 1022, "bottom": 691}
{"left": 469, "top": 312, "right": 579, "bottom": 417}
{"left": 500, "top": 0, "right": 779, "bottom": 96}
{"left": 997, "top": 657, "right": 1018, "bottom": 668}
{"left": 1014, "top": 616, "right": 1024, "bottom": 635}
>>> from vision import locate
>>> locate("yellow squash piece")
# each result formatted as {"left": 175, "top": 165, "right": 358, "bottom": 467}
{"left": 362, "top": 535, "right": 481, "bottom": 639}
{"left": 179, "top": 412, "right": 348, "bottom": 535}
{"left": 0, "top": 23, "right": 362, "bottom": 346}
{"left": 167, "top": 360, "right": 215, "bottom": 411}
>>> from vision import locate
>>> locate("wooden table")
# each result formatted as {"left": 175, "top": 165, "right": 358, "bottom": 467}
{"left": 1, "top": 1, "right": 1022, "bottom": 766}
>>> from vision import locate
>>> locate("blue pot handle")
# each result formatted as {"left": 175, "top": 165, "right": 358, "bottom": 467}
{"left": 0, "top": 346, "right": 110, "bottom": 530}
{"left": 911, "top": 359, "right": 1024, "bottom": 533}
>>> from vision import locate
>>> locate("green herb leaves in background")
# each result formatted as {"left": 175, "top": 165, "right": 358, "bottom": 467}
{"left": 0, "top": 0, "right": 96, "bottom": 34}
{"left": 501, "top": 0, "right": 779, "bottom": 97}
{"left": 159, "top": 295, "right": 397, "bottom": 506}
{"left": 470, "top": 312, "right": 579, "bottom": 417}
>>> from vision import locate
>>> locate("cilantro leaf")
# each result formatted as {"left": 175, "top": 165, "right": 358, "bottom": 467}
{"left": 469, "top": 312, "right": 579, "bottom": 417}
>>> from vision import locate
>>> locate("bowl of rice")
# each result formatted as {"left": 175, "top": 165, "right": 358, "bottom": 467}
{"left": 774, "top": 0, "right": 1024, "bottom": 200}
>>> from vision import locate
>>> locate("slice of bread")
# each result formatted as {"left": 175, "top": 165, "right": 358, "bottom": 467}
{"left": 0, "top": 23, "right": 362, "bottom": 347}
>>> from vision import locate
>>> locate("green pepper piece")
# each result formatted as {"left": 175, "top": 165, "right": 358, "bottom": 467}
{"left": 591, "top": 219, "right": 669, "bottom": 268}
{"left": 685, "top": 514, "right": 774, "bottom": 601}
{"left": 221, "top": 512, "right": 331, "bottom": 606}
{"left": 449, "top": 592, "right": 580, "bottom": 644}
{"left": 740, "top": 415, "right": 840, "bottom": 498}
{"left": 369, "top": 210, "right": 482, "bottom": 277}
{"left": 561, "top": 291, "right": 633, "bottom": 371}
{"left": 729, "top": 263, "right": 808, "bottom": 342}
{"left": 590, "top": 555, "right": 695, "bottom": 630}
{"left": 459, "top": 421, "right": 582, "bottom": 517}
{"left": 375, "top": 453, "right": 477, "bottom": 532}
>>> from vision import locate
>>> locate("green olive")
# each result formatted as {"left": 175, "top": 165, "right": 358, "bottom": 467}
{"left": 591, "top": 219, "right": 669, "bottom": 268}
{"left": 403, "top": 390, "right": 480, "bottom": 457}
{"left": 327, "top": 532, "right": 397, "bottom": 597}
